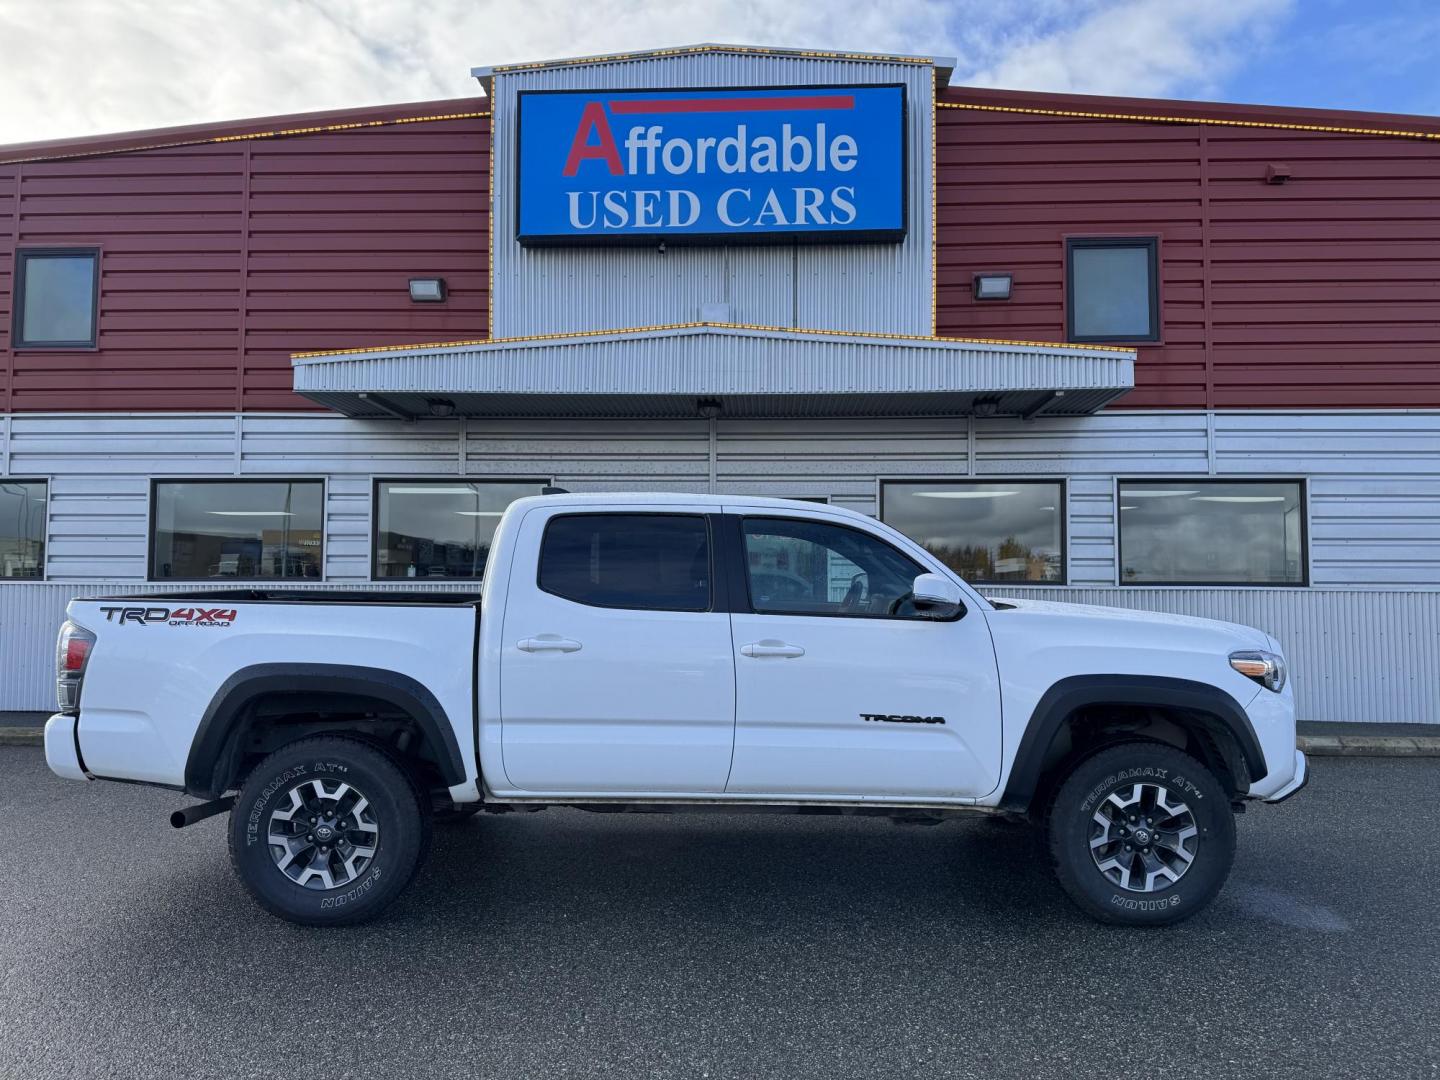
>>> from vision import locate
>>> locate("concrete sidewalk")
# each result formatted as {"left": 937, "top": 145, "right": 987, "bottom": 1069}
{"left": 2, "top": 712, "right": 1436, "bottom": 754}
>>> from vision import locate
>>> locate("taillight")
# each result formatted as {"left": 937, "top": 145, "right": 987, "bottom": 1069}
{"left": 56, "top": 619, "right": 96, "bottom": 716}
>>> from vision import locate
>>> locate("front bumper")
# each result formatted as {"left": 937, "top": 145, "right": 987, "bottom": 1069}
{"left": 1264, "top": 749, "right": 1308, "bottom": 803}
{"left": 44, "top": 713, "right": 89, "bottom": 781}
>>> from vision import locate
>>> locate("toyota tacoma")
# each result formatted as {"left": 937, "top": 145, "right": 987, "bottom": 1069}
{"left": 45, "top": 493, "right": 1307, "bottom": 926}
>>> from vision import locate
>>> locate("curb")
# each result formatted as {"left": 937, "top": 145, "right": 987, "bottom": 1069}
{"left": 1299, "top": 734, "right": 1440, "bottom": 757}
{"left": 2, "top": 727, "right": 1437, "bottom": 755}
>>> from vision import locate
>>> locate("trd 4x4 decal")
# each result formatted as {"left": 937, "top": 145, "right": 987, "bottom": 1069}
{"left": 99, "top": 606, "right": 237, "bottom": 627}
{"left": 860, "top": 713, "right": 946, "bottom": 725}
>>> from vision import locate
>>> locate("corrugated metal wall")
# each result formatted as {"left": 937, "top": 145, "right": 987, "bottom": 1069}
{"left": 0, "top": 106, "right": 491, "bottom": 412}
{"left": 935, "top": 96, "right": 1440, "bottom": 410}
{"left": 3, "top": 408, "right": 1438, "bottom": 718}
{"left": 488, "top": 53, "right": 935, "bottom": 337}
{"left": 990, "top": 587, "right": 1440, "bottom": 727}
{"left": 8, "top": 580, "right": 1434, "bottom": 720}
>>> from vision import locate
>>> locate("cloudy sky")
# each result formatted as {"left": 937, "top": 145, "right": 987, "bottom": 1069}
{"left": 0, "top": 0, "right": 1436, "bottom": 145}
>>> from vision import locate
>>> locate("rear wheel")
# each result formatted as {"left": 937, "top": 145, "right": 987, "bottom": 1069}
{"left": 1048, "top": 742, "right": 1235, "bottom": 926}
{"left": 227, "top": 735, "right": 430, "bottom": 926}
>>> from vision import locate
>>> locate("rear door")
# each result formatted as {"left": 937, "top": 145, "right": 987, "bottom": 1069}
{"left": 498, "top": 508, "right": 736, "bottom": 793}
{"left": 723, "top": 512, "right": 1002, "bottom": 799}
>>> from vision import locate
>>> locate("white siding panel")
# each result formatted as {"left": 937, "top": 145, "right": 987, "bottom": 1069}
{"left": 988, "top": 587, "right": 1440, "bottom": 725}
{"left": 3, "top": 408, "right": 1440, "bottom": 718}
{"left": 1068, "top": 475, "right": 1117, "bottom": 586}
{"left": 468, "top": 419, "right": 711, "bottom": 488}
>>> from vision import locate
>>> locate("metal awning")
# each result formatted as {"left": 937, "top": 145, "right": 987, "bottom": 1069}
{"left": 291, "top": 323, "right": 1134, "bottom": 420}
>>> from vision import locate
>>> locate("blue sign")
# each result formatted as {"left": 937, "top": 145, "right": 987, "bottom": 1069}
{"left": 515, "top": 85, "right": 907, "bottom": 245}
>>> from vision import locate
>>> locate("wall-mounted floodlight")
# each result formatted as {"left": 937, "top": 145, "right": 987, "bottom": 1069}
{"left": 973, "top": 272, "right": 1013, "bottom": 301}
{"left": 409, "top": 278, "right": 447, "bottom": 302}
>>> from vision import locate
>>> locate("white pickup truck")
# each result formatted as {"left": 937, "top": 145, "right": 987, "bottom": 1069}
{"left": 45, "top": 493, "right": 1306, "bottom": 927}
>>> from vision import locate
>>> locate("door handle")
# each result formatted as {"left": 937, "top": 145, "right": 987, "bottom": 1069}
{"left": 740, "top": 640, "right": 805, "bottom": 659}
{"left": 517, "top": 635, "right": 583, "bottom": 653}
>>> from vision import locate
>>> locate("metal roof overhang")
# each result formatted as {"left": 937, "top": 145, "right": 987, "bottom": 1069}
{"left": 291, "top": 324, "right": 1135, "bottom": 421}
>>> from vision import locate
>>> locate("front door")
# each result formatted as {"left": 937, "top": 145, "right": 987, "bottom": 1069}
{"left": 499, "top": 508, "right": 735, "bottom": 794}
{"left": 724, "top": 513, "right": 1003, "bottom": 799}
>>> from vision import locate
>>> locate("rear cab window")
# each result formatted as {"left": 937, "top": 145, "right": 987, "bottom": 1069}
{"left": 538, "top": 513, "right": 712, "bottom": 612}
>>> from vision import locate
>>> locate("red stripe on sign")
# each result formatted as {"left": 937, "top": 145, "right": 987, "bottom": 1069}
{"left": 608, "top": 96, "right": 856, "bottom": 114}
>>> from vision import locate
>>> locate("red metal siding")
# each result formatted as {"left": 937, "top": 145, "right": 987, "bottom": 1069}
{"left": 0, "top": 102, "right": 489, "bottom": 411}
{"left": 3, "top": 87, "right": 1437, "bottom": 413}
{"left": 936, "top": 91, "right": 1440, "bottom": 409}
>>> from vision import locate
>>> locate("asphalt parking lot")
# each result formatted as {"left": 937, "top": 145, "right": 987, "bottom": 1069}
{"left": 0, "top": 750, "right": 1436, "bottom": 1080}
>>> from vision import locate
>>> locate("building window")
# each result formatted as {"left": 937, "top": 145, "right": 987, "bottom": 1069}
{"left": 539, "top": 513, "right": 712, "bottom": 612}
{"left": 1066, "top": 237, "right": 1159, "bottom": 343}
{"left": 1118, "top": 480, "right": 1305, "bottom": 585}
{"left": 0, "top": 480, "right": 46, "bottom": 579}
{"left": 13, "top": 249, "right": 99, "bottom": 348}
{"left": 150, "top": 480, "right": 323, "bottom": 580}
{"left": 374, "top": 480, "right": 547, "bottom": 579}
{"left": 740, "top": 516, "right": 926, "bottom": 618}
{"left": 881, "top": 480, "right": 1065, "bottom": 584}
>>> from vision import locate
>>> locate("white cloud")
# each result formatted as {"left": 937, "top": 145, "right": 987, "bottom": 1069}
{"left": 966, "top": 0, "right": 1293, "bottom": 99}
{"left": 0, "top": 0, "right": 1292, "bottom": 146}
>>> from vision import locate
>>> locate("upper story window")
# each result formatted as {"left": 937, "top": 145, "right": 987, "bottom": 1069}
{"left": 539, "top": 513, "right": 712, "bottom": 612}
{"left": 1118, "top": 479, "right": 1306, "bottom": 585}
{"left": 740, "top": 516, "right": 926, "bottom": 618}
{"left": 0, "top": 480, "right": 47, "bottom": 579}
{"left": 1066, "top": 238, "right": 1159, "bottom": 343}
{"left": 151, "top": 480, "right": 324, "bottom": 581}
{"left": 12, "top": 250, "right": 99, "bottom": 348}
{"left": 374, "top": 480, "right": 548, "bottom": 579}
{"left": 881, "top": 480, "right": 1065, "bottom": 585}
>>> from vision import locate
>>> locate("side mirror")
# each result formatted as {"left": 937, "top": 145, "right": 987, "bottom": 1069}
{"left": 911, "top": 572, "right": 964, "bottom": 619}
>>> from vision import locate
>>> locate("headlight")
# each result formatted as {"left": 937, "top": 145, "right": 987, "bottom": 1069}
{"left": 1229, "top": 650, "right": 1286, "bottom": 693}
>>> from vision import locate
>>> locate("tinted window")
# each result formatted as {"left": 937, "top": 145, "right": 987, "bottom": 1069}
{"left": 882, "top": 481, "right": 1064, "bottom": 584}
{"left": 1067, "top": 238, "right": 1158, "bottom": 342}
{"left": 741, "top": 517, "right": 924, "bottom": 618}
{"left": 151, "top": 481, "right": 324, "bottom": 580}
{"left": 375, "top": 480, "right": 546, "bottom": 579}
{"left": 0, "top": 480, "right": 46, "bottom": 579}
{"left": 1119, "top": 480, "right": 1305, "bottom": 585}
{"left": 15, "top": 251, "right": 98, "bottom": 347}
{"left": 539, "top": 514, "right": 711, "bottom": 611}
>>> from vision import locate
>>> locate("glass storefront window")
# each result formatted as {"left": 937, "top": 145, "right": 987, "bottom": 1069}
{"left": 373, "top": 480, "right": 547, "bottom": 579}
{"left": 151, "top": 480, "right": 323, "bottom": 580}
{"left": 1118, "top": 480, "right": 1305, "bottom": 584}
{"left": 881, "top": 481, "right": 1065, "bottom": 584}
{"left": 0, "top": 480, "right": 47, "bottom": 579}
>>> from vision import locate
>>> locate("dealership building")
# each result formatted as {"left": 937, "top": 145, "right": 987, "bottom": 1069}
{"left": 1, "top": 44, "right": 1437, "bottom": 719}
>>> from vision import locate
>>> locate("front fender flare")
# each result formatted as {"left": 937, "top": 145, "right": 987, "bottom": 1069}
{"left": 999, "top": 674, "right": 1267, "bottom": 813}
{"left": 184, "top": 663, "right": 466, "bottom": 797}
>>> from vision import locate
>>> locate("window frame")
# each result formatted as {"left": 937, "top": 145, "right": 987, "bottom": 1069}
{"left": 877, "top": 477, "right": 1069, "bottom": 587}
{"left": 12, "top": 248, "right": 101, "bottom": 350}
{"left": 1064, "top": 236, "right": 1161, "bottom": 345}
{"left": 734, "top": 513, "right": 956, "bottom": 622}
{"left": 1115, "top": 476, "right": 1310, "bottom": 588}
{"left": 0, "top": 477, "right": 50, "bottom": 583}
{"left": 536, "top": 511, "right": 717, "bottom": 613}
{"left": 370, "top": 476, "right": 551, "bottom": 581}
{"left": 147, "top": 476, "right": 327, "bottom": 583}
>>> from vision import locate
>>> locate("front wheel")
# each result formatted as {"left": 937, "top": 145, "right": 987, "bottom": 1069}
{"left": 1048, "top": 742, "right": 1235, "bottom": 926}
{"left": 227, "top": 735, "right": 431, "bottom": 926}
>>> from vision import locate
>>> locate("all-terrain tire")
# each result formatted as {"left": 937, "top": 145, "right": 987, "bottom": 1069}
{"left": 227, "top": 735, "right": 431, "bottom": 926}
{"left": 1048, "top": 742, "right": 1235, "bottom": 926}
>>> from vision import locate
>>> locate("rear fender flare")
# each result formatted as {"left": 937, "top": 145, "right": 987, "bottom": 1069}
{"left": 184, "top": 663, "right": 466, "bottom": 798}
